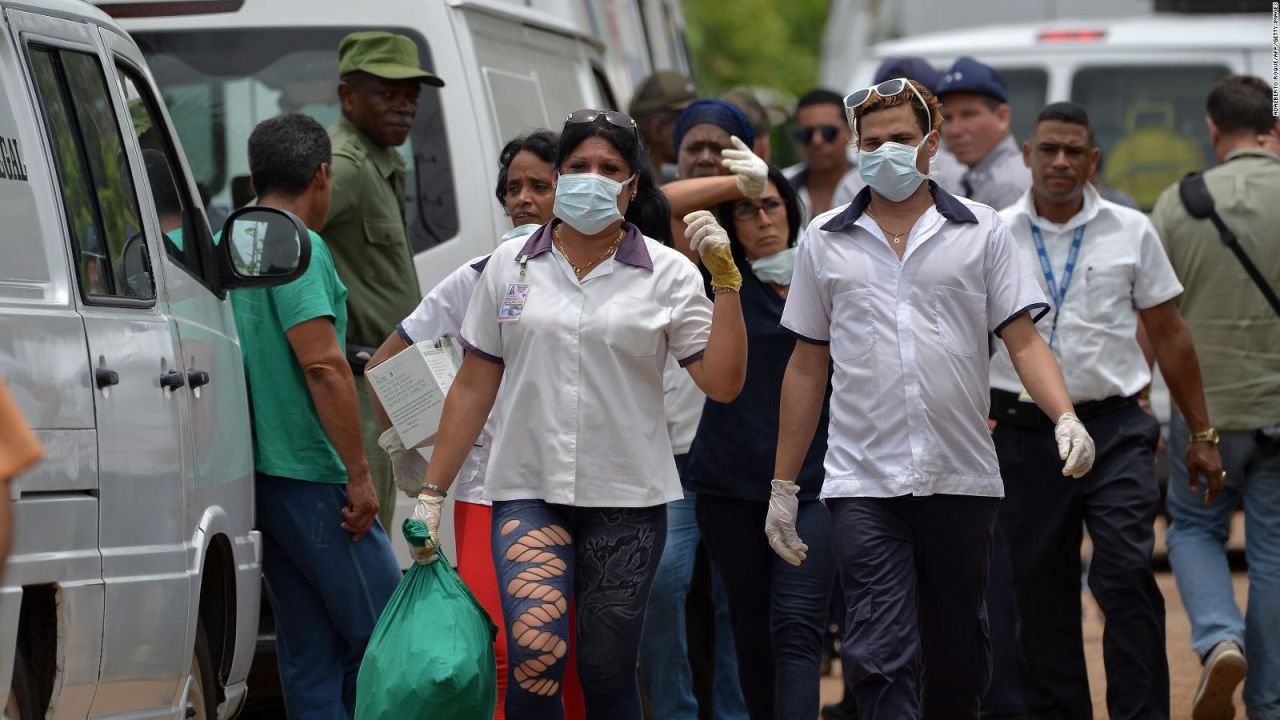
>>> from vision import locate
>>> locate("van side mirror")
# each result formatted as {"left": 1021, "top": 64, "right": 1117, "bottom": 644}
{"left": 216, "top": 206, "right": 311, "bottom": 291}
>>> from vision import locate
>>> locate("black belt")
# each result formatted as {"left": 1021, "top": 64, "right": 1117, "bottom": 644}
{"left": 990, "top": 388, "right": 1136, "bottom": 431}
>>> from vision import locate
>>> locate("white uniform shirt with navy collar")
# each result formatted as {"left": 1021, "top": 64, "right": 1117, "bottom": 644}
{"left": 990, "top": 184, "right": 1184, "bottom": 404}
{"left": 459, "top": 220, "right": 712, "bottom": 507}
{"left": 782, "top": 181, "right": 1048, "bottom": 499}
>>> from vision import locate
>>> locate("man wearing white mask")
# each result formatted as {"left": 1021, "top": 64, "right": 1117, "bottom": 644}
{"left": 770, "top": 79, "right": 1096, "bottom": 719}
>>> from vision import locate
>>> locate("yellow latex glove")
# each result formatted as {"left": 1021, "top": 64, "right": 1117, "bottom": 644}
{"left": 684, "top": 210, "right": 742, "bottom": 292}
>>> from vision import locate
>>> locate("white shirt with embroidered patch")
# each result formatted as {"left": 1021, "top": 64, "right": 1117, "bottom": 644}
{"left": 989, "top": 185, "right": 1183, "bottom": 404}
{"left": 459, "top": 221, "right": 713, "bottom": 507}
{"left": 781, "top": 183, "right": 1048, "bottom": 500}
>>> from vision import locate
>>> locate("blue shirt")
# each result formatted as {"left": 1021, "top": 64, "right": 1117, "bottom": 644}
{"left": 687, "top": 266, "right": 830, "bottom": 502}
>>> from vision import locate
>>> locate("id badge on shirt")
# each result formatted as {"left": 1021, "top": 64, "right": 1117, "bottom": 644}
{"left": 498, "top": 283, "right": 530, "bottom": 322}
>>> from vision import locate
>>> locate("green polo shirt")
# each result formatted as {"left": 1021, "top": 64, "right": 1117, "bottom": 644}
{"left": 1151, "top": 149, "right": 1280, "bottom": 430}
{"left": 324, "top": 115, "right": 421, "bottom": 350}
{"left": 231, "top": 230, "right": 350, "bottom": 483}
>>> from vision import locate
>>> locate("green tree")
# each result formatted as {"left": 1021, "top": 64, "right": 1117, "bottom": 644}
{"left": 684, "top": 0, "right": 830, "bottom": 98}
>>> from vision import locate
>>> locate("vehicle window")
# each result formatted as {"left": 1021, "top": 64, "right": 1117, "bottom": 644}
{"left": 29, "top": 45, "right": 154, "bottom": 302}
{"left": 132, "top": 27, "right": 457, "bottom": 252}
{"left": 483, "top": 67, "right": 552, "bottom": 145}
{"left": 1001, "top": 68, "right": 1049, "bottom": 145}
{"left": 116, "top": 64, "right": 204, "bottom": 280}
{"left": 1072, "top": 64, "right": 1230, "bottom": 210}
{"left": 470, "top": 17, "right": 594, "bottom": 146}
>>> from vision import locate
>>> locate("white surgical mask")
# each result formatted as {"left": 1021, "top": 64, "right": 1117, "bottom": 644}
{"left": 500, "top": 223, "right": 541, "bottom": 244}
{"left": 750, "top": 246, "right": 796, "bottom": 285}
{"left": 553, "top": 172, "right": 633, "bottom": 235}
{"left": 859, "top": 135, "right": 929, "bottom": 202}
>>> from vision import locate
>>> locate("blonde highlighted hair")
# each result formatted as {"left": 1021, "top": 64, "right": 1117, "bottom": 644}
{"left": 851, "top": 79, "right": 943, "bottom": 138}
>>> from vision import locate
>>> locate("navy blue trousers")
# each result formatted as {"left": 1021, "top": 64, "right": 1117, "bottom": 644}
{"left": 995, "top": 401, "right": 1168, "bottom": 719}
{"left": 256, "top": 473, "right": 402, "bottom": 720}
{"left": 829, "top": 494, "right": 1000, "bottom": 720}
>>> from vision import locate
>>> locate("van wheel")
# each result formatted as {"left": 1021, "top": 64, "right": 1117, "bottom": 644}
{"left": 5, "top": 648, "right": 38, "bottom": 720}
{"left": 183, "top": 624, "right": 217, "bottom": 720}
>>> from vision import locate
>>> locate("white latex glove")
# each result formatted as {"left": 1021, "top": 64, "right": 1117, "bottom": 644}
{"left": 410, "top": 493, "right": 444, "bottom": 564}
{"left": 720, "top": 135, "right": 768, "bottom": 198}
{"left": 1055, "top": 412, "right": 1096, "bottom": 478}
{"left": 764, "top": 479, "right": 807, "bottom": 566}
{"left": 377, "top": 427, "right": 428, "bottom": 498}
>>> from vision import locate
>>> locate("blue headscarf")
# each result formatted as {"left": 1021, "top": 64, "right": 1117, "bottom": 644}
{"left": 673, "top": 99, "right": 755, "bottom": 154}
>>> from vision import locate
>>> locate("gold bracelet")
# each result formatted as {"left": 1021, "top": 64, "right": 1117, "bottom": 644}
{"left": 711, "top": 285, "right": 740, "bottom": 294}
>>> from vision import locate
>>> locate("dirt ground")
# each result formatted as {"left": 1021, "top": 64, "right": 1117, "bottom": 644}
{"left": 819, "top": 515, "right": 1252, "bottom": 718}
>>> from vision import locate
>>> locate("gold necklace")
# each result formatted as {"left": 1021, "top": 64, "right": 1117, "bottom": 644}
{"left": 555, "top": 224, "right": 624, "bottom": 277}
{"left": 865, "top": 211, "right": 912, "bottom": 245}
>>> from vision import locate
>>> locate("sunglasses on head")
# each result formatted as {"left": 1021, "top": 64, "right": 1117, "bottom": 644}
{"left": 732, "top": 197, "right": 785, "bottom": 220}
{"left": 843, "top": 78, "right": 933, "bottom": 135}
{"left": 793, "top": 125, "right": 841, "bottom": 144}
{"left": 566, "top": 109, "right": 638, "bottom": 137}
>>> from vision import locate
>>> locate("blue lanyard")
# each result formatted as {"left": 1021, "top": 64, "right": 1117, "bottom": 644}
{"left": 1029, "top": 221, "right": 1086, "bottom": 348}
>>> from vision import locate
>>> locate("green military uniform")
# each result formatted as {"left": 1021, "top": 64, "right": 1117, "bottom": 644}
{"left": 326, "top": 115, "right": 419, "bottom": 350}
{"left": 325, "top": 31, "right": 444, "bottom": 529}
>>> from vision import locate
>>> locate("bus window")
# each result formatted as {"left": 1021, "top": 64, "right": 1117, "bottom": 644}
{"left": 1072, "top": 64, "right": 1229, "bottom": 210}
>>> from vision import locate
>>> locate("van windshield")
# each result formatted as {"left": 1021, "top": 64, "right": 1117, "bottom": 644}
{"left": 1072, "top": 64, "right": 1229, "bottom": 210}
{"left": 132, "top": 27, "right": 457, "bottom": 252}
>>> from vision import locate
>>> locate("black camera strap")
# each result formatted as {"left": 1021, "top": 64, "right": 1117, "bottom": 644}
{"left": 1178, "top": 171, "right": 1280, "bottom": 317}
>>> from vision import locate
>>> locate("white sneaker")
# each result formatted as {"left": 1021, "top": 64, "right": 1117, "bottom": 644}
{"left": 1192, "top": 640, "right": 1247, "bottom": 720}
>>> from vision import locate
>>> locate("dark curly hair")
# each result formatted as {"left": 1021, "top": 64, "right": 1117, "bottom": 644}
{"left": 494, "top": 130, "right": 559, "bottom": 207}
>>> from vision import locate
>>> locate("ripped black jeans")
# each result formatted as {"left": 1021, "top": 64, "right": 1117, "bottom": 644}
{"left": 491, "top": 499, "right": 666, "bottom": 720}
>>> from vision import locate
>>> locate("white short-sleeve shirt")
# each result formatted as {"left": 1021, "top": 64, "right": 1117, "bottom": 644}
{"left": 990, "top": 185, "right": 1184, "bottom": 403}
{"left": 397, "top": 255, "right": 493, "bottom": 505}
{"left": 459, "top": 221, "right": 713, "bottom": 507}
{"left": 782, "top": 182, "right": 1048, "bottom": 500}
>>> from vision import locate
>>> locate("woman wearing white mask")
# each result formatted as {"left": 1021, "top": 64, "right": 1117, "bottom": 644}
{"left": 367, "top": 129, "right": 595, "bottom": 720}
{"left": 417, "top": 109, "right": 747, "bottom": 720}
{"left": 685, "top": 166, "right": 836, "bottom": 720}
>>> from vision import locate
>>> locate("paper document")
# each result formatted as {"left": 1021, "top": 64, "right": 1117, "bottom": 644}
{"left": 366, "top": 340, "right": 461, "bottom": 448}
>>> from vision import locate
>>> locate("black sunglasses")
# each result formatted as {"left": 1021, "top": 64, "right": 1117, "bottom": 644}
{"left": 566, "top": 109, "right": 638, "bottom": 137}
{"left": 732, "top": 197, "right": 785, "bottom": 220}
{"left": 793, "top": 125, "right": 841, "bottom": 144}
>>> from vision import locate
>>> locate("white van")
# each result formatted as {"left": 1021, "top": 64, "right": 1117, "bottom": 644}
{"left": 93, "top": 0, "right": 671, "bottom": 293}
{"left": 90, "top": 0, "right": 690, "bottom": 567}
{"left": 0, "top": 1, "right": 309, "bottom": 718}
{"left": 837, "top": 13, "right": 1271, "bottom": 210}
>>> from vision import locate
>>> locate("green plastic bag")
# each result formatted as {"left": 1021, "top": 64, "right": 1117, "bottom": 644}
{"left": 355, "top": 519, "right": 498, "bottom": 720}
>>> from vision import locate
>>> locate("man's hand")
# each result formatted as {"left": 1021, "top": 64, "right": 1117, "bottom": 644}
{"left": 764, "top": 479, "right": 807, "bottom": 566}
{"left": 1054, "top": 413, "right": 1096, "bottom": 478}
{"left": 1187, "top": 442, "right": 1226, "bottom": 505}
{"left": 341, "top": 476, "right": 380, "bottom": 542}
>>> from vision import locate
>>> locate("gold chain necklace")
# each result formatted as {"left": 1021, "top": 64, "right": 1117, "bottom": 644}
{"left": 865, "top": 211, "right": 912, "bottom": 245}
{"left": 555, "top": 224, "right": 624, "bottom": 277}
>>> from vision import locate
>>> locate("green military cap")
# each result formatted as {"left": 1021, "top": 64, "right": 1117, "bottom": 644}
{"left": 628, "top": 70, "right": 697, "bottom": 116}
{"left": 338, "top": 31, "right": 445, "bottom": 87}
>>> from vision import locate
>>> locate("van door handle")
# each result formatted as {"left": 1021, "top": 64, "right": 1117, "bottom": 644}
{"left": 187, "top": 369, "right": 210, "bottom": 389}
{"left": 94, "top": 367, "right": 119, "bottom": 388}
{"left": 160, "top": 369, "right": 186, "bottom": 391}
